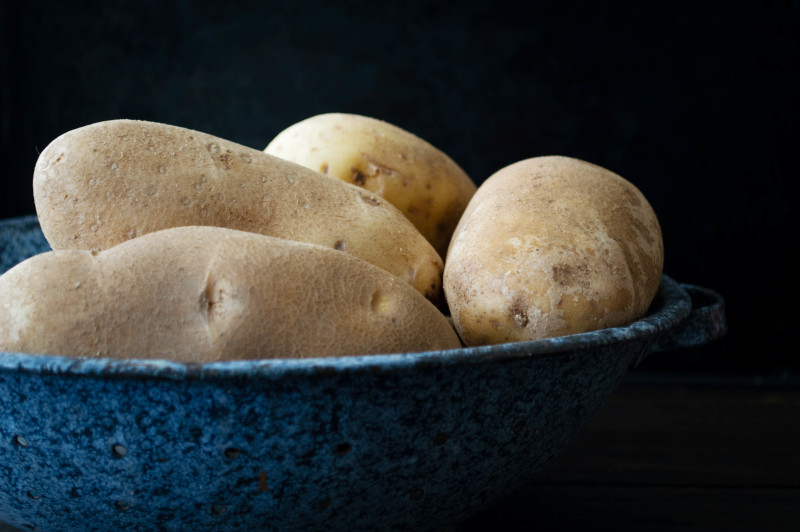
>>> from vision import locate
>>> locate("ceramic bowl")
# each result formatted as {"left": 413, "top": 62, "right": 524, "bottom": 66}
{"left": 0, "top": 215, "right": 726, "bottom": 532}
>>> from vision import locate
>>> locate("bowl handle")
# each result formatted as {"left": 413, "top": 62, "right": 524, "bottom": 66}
{"left": 652, "top": 283, "right": 727, "bottom": 354}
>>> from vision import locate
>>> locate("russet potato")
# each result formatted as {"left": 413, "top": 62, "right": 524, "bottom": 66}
{"left": 444, "top": 156, "right": 664, "bottom": 346}
{"left": 265, "top": 113, "right": 477, "bottom": 257}
{"left": 0, "top": 226, "right": 461, "bottom": 361}
{"left": 33, "top": 119, "right": 443, "bottom": 301}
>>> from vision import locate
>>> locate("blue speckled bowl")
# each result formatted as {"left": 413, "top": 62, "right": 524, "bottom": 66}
{"left": 0, "top": 215, "right": 726, "bottom": 532}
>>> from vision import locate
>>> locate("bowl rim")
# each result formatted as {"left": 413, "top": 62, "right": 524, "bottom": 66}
{"left": 0, "top": 275, "right": 691, "bottom": 381}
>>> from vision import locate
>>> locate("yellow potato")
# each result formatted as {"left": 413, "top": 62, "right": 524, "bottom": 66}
{"left": 444, "top": 156, "right": 664, "bottom": 346}
{"left": 0, "top": 226, "right": 461, "bottom": 362}
{"left": 33, "top": 119, "right": 443, "bottom": 301}
{"left": 265, "top": 113, "right": 477, "bottom": 257}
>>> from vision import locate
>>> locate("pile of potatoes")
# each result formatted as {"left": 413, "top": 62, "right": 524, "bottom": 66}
{"left": 0, "top": 114, "right": 663, "bottom": 362}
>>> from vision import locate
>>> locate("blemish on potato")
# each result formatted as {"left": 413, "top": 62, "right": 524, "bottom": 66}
{"left": 239, "top": 153, "right": 252, "bottom": 164}
{"left": 352, "top": 169, "right": 366, "bottom": 186}
{"left": 359, "top": 192, "right": 381, "bottom": 207}
{"left": 370, "top": 289, "right": 394, "bottom": 313}
{"left": 40, "top": 150, "right": 65, "bottom": 172}
{"left": 334, "top": 240, "right": 347, "bottom": 251}
{"left": 218, "top": 153, "right": 233, "bottom": 169}
{"left": 510, "top": 299, "right": 529, "bottom": 328}
{"left": 551, "top": 264, "right": 573, "bottom": 285}
{"left": 199, "top": 282, "right": 215, "bottom": 319}
{"left": 207, "top": 143, "right": 221, "bottom": 155}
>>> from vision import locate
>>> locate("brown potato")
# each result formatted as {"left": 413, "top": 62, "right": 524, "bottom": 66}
{"left": 33, "top": 119, "right": 443, "bottom": 301}
{"left": 0, "top": 226, "right": 461, "bottom": 362}
{"left": 265, "top": 113, "right": 477, "bottom": 257}
{"left": 444, "top": 156, "right": 664, "bottom": 346}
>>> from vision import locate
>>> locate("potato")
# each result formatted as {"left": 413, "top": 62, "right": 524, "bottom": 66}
{"left": 0, "top": 226, "right": 461, "bottom": 362}
{"left": 33, "top": 119, "right": 443, "bottom": 301}
{"left": 265, "top": 113, "right": 477, "bottom": 257}
{"left": 444, "top": 156, "right": 664, "bottom": 346}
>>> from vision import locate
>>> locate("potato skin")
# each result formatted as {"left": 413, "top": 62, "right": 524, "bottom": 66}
{"left": 33, "top": 119, "right": 443, "bottom": 301}
{"left": 0, "top": 226, "right": 461, "bottom": 362}
{"left": 265, "top": 113, "right": 477, "bottom": 257}
{"left": 444, "top": 156, "right": 664, "bottom": 346}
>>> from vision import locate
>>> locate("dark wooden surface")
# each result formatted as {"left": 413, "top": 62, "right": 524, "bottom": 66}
{"left": 2, "top": 370, "right": 798, "bottom": 531}
{"left": 459, "top": 370, "right": 800, "bottom": 531}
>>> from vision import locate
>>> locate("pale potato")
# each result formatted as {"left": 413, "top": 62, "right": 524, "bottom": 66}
{"left": 0, "top": 226, "right": 461, "bottom": 362}
{"left": 265, "top": 113, "right": 477, "bottom": 257}
{"left": 33, "top": 119, "right": 443, "bottom": 301}
{"left": 444, "top": 156, "right": 664, "bottom": 346}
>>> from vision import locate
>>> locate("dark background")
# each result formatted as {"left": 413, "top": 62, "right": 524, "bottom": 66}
{"left": 0, "top": 1, "right": 796, "bottom": 377}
